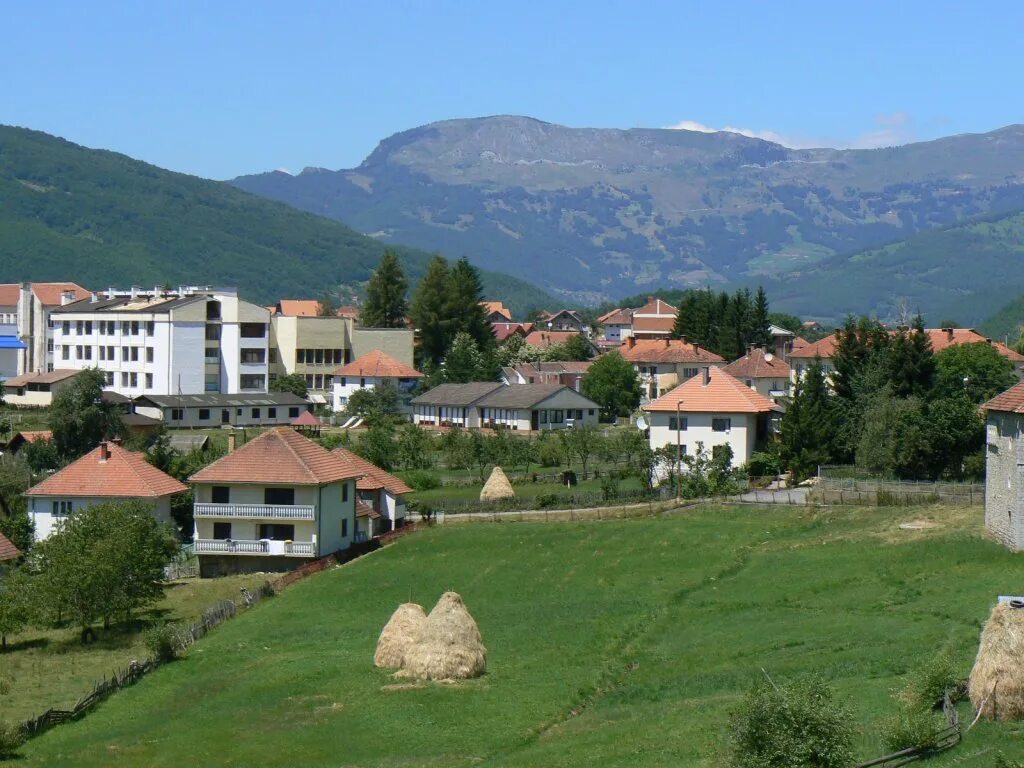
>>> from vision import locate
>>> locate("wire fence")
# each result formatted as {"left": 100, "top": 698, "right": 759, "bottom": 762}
{"left": 816, "top": 466, "right": 983, "bottom": 506}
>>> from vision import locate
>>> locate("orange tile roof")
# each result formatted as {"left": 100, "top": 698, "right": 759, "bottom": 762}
{"left": 631, "top": 316, "right": 675, "bottom": 335}
{"left": 723, "top": 347, "right": 792, "bottom": 378}
{"left": 0, "top": 532, "right": 19, "bottom": 562}
{"left": 598, "top": 308, "right": 632, "bottom": 325}
{"left": 332, "top": 349, "right": 422, "bottom": 378}
{"left": 985, "top": 382, "right": 1024, "bottom": 413}
{"left": 332, "top": 448, "right": 413, "bottom": 495}
{"left": 275, "top": 299, "right": 322, "bottom": 317}
{"left": 787, "top": 334, "right": 839, "bottom": 359}
{"left": 492, "top": 322, "right": 533, "bottom": 341}
{"left": 189, "top": 428, "right": 364, "bottom": 486}
{"left": 26, "top": 443, "right": 187, "bottom": 498}
{"left": 32, "top": 283, "right": 91, "bottom": 306}
{"left": 291, "top": 411, "right": 323, "bottom": 426}
{"left": 0, "top": 284, "right": 19, "bottom": 306}
{"left": 524, "top": 330, "right": 586, "bottom": 349}
{"left": 355, "top": 499, "right": 381, "bottom": 519}
{"left": 481, "top": 301, "right": 512, "bottom": 321}
{"left": 619, "top": 338, "right": 724, "bottom": 364}
{"left": 644, "top": 367, "right": 778, "bottom": 414}
{"left": 634, "top": 297, "right": 678, "bottom": 316}
{"left": 14, "top": 430, "right": 53, "bottom": 444}
{"left": 925, "top": 328, "right": 1024, "bottom": 362}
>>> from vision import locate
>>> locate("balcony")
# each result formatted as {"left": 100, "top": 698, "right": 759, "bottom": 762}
{"left": 194, "top": 503, "right": 315, "bottom": 520}
{"left": 194, "top": 539, "right": 316, "bottom": 556}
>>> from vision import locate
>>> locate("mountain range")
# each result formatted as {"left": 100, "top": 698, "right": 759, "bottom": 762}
{"left": 0, "top": 125, "right": 551, "bottom": 313}
{"left": 233, "top": 116, "right": 1024, "bottom": 323}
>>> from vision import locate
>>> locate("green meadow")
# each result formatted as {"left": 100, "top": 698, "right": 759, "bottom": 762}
{"left": 15, "top": 503, "right": 1024, "bottom": 766}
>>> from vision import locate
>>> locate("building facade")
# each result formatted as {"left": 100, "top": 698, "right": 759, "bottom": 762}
{"left": 412, "top": 383, "right": 600, "bottom": 431}
{"left": 0, "top": 282, "right": 92, "bottom": 375}
{"left": 619, "top": 337, "right": 726, "bottom": 402}
{"left": 330, "top": 349, "right": 422, "bottom": 413}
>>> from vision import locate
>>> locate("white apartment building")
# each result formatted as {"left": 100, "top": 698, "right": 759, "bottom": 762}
{"left": 50, "top": 287, "right": 270, "bottom": 398}
{"left": 0, "top": 282, "right": 92, "bottom": 375}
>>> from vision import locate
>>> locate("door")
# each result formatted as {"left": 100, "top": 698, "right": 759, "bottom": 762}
{"left": 531, "top": 410, "right": 539, "bottom": 430}
{"left": 221, "top": 409, "right": 230, "bottom": 424}
{"left": 264, "top": 487, "right": 295, "bottom": 506}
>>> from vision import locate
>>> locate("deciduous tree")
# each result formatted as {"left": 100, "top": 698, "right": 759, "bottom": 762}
{"left": 582, "top": 351, "right": 641, "bottom": 420}
{"left": 50, "top": 368, "right": 122, "bottom": 461}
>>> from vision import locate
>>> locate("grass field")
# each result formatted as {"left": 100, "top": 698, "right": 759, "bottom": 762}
{"left": 13, "top": 503, "right": 1024, "bottom": 766}
{"left": 0, "top": 574, "right": 264, "bottom": 723}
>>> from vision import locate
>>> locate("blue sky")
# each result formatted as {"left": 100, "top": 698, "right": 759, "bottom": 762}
{"left": 2, "top": 1, "right": 1022, "bottom": 179}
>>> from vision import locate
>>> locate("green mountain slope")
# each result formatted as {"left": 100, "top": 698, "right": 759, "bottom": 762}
{"left": 765, "top": 208, "right": 1024, "bottom": 325}
{"left": 980, "top": 294, "right": 1024, "bottom": 341}
{"left": 0, "top": 125, "right": 552, "bottom": 313}
{"left": 232, "top": 116, "right": 1024, "bottom": 307}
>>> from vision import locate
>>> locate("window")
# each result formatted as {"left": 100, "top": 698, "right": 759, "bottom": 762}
{"left": 206, "top": 301, "right": 221, "bottom": 320}
{"left": 239, "top": 374, "right": 265, "bottom": 390}
{"left": 145, "top": 373, "right": 153, "bottom": 389}
{"left": 122, "top": 347, "right": 129, "bottom": 361}
{"left": 341, "top": 518, "right": 348, "bottom": 538}
{"left": 61, "top": 345, "right": 70, "bottom": 360}
{"left": 146, "top": 347, "right": 154, "bottom": 363}
{"left": 198, "top": 408, "right": 211, "bottom": 421}
{"left": 129, "top": 372, "right": 138, "bottom": 387}
{"left": 264, "top": 487, "right": 295, "bottom": 506}
{"left": 52, "top": 500, "right": 73, "bottom": 516}
{"left": 205, "top": 373, "right": 220, "bottom": 392}
{"left": 313, "top": 374, "right": 323, "bottom": 390}
{"left": 99, "top": 346, "right": 105, "bottom": 361}
{"left": 62, "top": 320, "right": 70, "bottom": 335}
{"left": 211, "top": 486, "right": 230, "bottom": 503}
{"left": 240, "top": 323, "right": 266, "bottom": 338}
{"left": 359, "top": 377, "right": 366, "bottom": 387}
{"left": 258, "top": 523, "right": 295, "bottom": 541}
{"left": 205, "top": 325, "right": 221, "bottom": 341}
{"left": 75, "top": 345, "right": 82, "bottom": 359}
{"left": 83, "top": 345, "right": 92, "bottom": 360}
{"left": 304, "top": 374, "right": 314, "bottom": 388}
{"left": 146, "top": 321, "right": 155, "bottom": 336}
{"left": 85, "top": 321, "right": 92, "bottom": 334}
{"left": 296, "top": 349, "right": 306, "bottom": 365}
{"left": 171, "top": 408, "right": 184, "bottom": 420}
{"left": 268, "top": 407, "right": 276, "bottom": 419}
{"left": 130, "top": 347, "right": 139, "bottom": 362}
{"left": 75, "top": 320, "right": 83, "bottom": 335}
{"left": 241, "top": 348, "right": 266, "bottom": 364}
{"left": 342, "top": 482, "right": 349, "bottom": 502}
{"left": 205, "top": 346, "right": 219, "bottom": 363}
{"left": 213, "top": 521, "right": 232, "bottom": 539}
{"left": 252, "top": 408, "right": 261, "bottom": 419}
{"left": 121, "top": 372, "right": 129, "bottom": 387}
{"left": 668, "top": 416, "right": 688, "bottom": 431}
{"left": 314, "top": 349, "right": 324, "bottom": 365}
{"left": 550, "top": 410, "right": 564, "bottom": 424}
{"left": 588, "top": 409, "right": 595, "bottom": 416}
{"left": 121, "top": 321, "right": 130, "bottom": 334}
{"left": 131, "top": 321, "right": 140, "bottom": 335}
{"left": 107, "top": 345, "right": 114, "bottom": 359}
{"left": 104, "top": 371, "right": 114, "bottom": 386}
{"left": 682, "top": 368, "right": 698, "bottom": 380}
{"left": 47, "top": 339, "right": 53, "bottom": 353}
{"left": 339, "top": 377, "right": 346, "bottom": 386}
{"left": 712, "top": 418, "right": 731, "bottom": 432}
{"left": 289, "top": 407, "right": 300, "bottom": 418}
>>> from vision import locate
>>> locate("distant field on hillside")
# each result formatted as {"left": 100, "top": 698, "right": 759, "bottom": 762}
{"left": 17, "top": 504, "right": 1024, "bottom": 766}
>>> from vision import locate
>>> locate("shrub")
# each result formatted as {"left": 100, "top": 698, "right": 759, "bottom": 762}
{"left": 881, "top": 705, "right": 946, "bottom": 752}
{"left": 881, "top": 651, "right": 961, "bottom": 752}
{"left": 534, "top": 493, "right": 560, "bottom": 509}
{"left": 400, "top": 470, "right": 441, "bottom": 491}
{"left": 0, "top": 721, "right": 24, "bottom": 759}
{"left": 600, "top": 473, "right": 620, "bottom": 501}
{"left": 145, "top": 622, "right": 180, "bottom": 663}
{"left": 902, "top": 651, "right": 960, "bottom": 708}
{"left": 747, "top": 450, "right": 782, "bottom": 478}
{"left": 729, "top": 674, "right": 853, "bottom": 768}
{"left": 0, "top": 677, "right": 10, "bottom": 696}
{"left": 534, "top": 435, "right": 564, "bottom": 468}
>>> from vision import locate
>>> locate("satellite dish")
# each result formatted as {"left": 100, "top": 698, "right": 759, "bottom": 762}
{"left": 636, "top": 416, "right": 648, "bottom": 431}
{"left": 764, "top": 352, "right": 774, "bottom": 362}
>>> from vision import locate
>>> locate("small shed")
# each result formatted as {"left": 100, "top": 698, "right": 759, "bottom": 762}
{"left": 291, "top": 410, "right": 323, "bottom": 436}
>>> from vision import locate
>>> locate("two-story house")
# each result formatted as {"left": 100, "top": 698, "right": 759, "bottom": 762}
{"left": 619, "top": 337, "right": 726, "bottom": 401}
{"left": 331, "top": 349, "right": 423, "bottom": 413}
{"left": 189, "top": 428, "right": 363, "bottom": 576}
{"left": 722, "top": 346, "right": 791, "bottom": 401}
{"left": 331, "top": 448, "right": 413, "bottom": 539}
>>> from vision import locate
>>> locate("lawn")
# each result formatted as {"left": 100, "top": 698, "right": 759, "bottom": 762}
{"left": 14, "top": 503, "right": 1024, "bottom": 766}
{"left": 0, "top": 573, "right": 265, "bottom": 723}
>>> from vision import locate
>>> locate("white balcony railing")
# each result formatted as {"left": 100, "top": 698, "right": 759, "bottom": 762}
{"left": 194, "top": 539, "right": 316, "bottom": 556}
{"left": 193, "top": 503, "right": 315, "bottom": 520}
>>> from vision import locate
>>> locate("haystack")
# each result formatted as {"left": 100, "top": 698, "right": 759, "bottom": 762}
{"left": 400, "top": 592, "right": 486, "bottom": 680}
{"left": 480, "top": 466, "right": 515, "bottom": 502}
{"left": 968, "top": 602, "right": 1024, "bottom": 719}
{"left": 374, "top": 603, "right": 427, "bottom": 668}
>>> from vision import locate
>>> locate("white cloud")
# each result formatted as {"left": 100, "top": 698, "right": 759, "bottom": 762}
{"left": 665, "top": 117, "right": 917, "bottom": 150}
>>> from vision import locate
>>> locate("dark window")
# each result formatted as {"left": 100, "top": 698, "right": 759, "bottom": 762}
{"left": 252, "top": 408, "right": 261, "bottom": 419}
{"left": 711, "top": 418, "right": 731, "bottom": 432}
{"left": 241, "top": 348, "right": 266, "bottom": 364}
{"left": 588, "top": 409, "right": 595, "bottom": 416}
{"left": 289, "top": 407, "right": 300, "bottom": 418}
{"left": 239, "top": 374, "right": 265, "bottom": 390}
{"left": 342, "top": 482, "right": 349, "bottom": 502}
{"left": 264, "top": 487, "right": 295, "bottom": 506}
{"left": 213, "top": 521, "right": 232, "bottom": 539}
{"left": 211, "top": 486, "right": 230, "bottom": 503}
{"left": 170, "top": 408, "right": 184, "bottom": 420}
{"left": 198, "top": 408, "right": 211, "bottom": 420}
{"left": 206, "top": 301, "right": 221, "bottom": 320}
{"left": 240, "top": 323, "right": 266, "bottom": 338}
{"left": 257, "top": 523, "right": 295, "bottom": 541}
{"left": 205, "top": 325, "right": 221, "bottom": 341}
{"left": 341, "top": 518, "right": 348, "bottom": 538}
{"left": 669, "top": 416, "right": 688, "bottom": 431}
{"left": 268, "top": 407, "right": 277, "bottom": 418}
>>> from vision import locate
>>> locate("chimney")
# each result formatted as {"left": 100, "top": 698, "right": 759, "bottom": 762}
{"left": 626, "top": 337, "right": 636, "bottom": 349}
{"left": 98, "top": 442, "right": 110, "bottom": 462}
{"left": 703, "top": 367, "right": 711, "bottom": 386}
{"left": 90, "top": 292, "right": 98, "bottom": 304}
{"left": 663, "top": 337, "right": 670, "bottom": 348}
{"left": 227, "top": 432, "right": 237, "bottom": 453}
{"left": 61, "top": 290, "right": 75, "bottom": 306}
{"left": 944, "top": 328, "right": 954, "bottom": 341}
{"left": 692, "top": 343, "right": 699, "bottom": 354}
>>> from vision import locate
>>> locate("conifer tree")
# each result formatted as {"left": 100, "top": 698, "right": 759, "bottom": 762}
{"left": 779, "top": 358, "right": 836, "bottom": 480}
{"left": 410, "top": 256, "right": 452, "bottom": 366}
{"left": 361, "top": 250, "right": 408, "bottom": 328}
{"left": 753, "top": 286, "right": 771, "bottom": 348}
{"left": 447, "top": 258, "right": 493, "bottom": 349}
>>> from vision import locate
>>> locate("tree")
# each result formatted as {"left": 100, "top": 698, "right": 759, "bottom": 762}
{"left": 885, "top": 315, "right": 934, "bottom": 398}
{"left": 440, "top": 428, "right": 473, "bottom": 470}
{"left": 270, "top": 373, "right": 308, "bottom": 398}
{"left": 361, "top": 250, "right": 409, "bottom": 328}
{"left": 316, "top": 292, "right": 340, "bottom": 317}
{"left": 345, "top": 380, "right": 401, "bottom": 426}
{"left": 50, "top": 368, "right": 123, "bottom": 461}
{"left": 22, "top": 438, "right": 60, "bottom": 473}
{"left": 354, "top": 424, "right": 398, "bottom": 470}
{"left": 0, "top": 566, "right": 31, "bottom": 652}
{"left": 830, "top": 316, "right": 890, "bottom": 401}
{"left": 582, "top": 352, "right": 642, "bottom": 420}
{"left": 448, "top": 258, "right": 494, "bottom": 350}
{"left": 559, "top": 426, "right": 603, "bottom": 475}
{"left": 410, "top": 256, "right": 452, "bottom": 367}
{"left": 544, "top": 333, "right": 593, "bottom": 362}
{"left": 396, "top": 424, "right": 434, "bottom": 470}
{"left": 443, "top": 332, "right": 486, "bottom": 383}
{"left": 752, "top": 286, "right": 771, "bottom": 349}
{"left": 778, "top": 359, "right": 836, "bottom": 481}
{"left": 934, "top": 342, "right": 1016, "bottom": 403}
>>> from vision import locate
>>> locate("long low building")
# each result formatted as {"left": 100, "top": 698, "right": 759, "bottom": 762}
{"left": 411, "top": 382, "right": 600, "bottom": 431}
{"left": 134, "top": 392, "right": 311, "bottom": 428}
{"left": 1, "top": 368, "right": 82, "bottom": 407}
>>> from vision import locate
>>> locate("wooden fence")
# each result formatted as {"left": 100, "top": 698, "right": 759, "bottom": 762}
{"left": 854, "top": 689, "right": 961, "bottom": 767}
{"left": 815, "top": 475, "right": 983, "bottom": 506}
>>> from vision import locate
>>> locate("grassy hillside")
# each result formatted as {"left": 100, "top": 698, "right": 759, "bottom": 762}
{"left": 0, "top": 125, "right": 552, "bottom": 314}
{"left": 17, "top": 504, "right": 1024, "bottom": 766}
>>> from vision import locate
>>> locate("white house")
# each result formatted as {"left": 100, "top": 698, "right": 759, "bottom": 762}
{"left": 133, "top": 392, "right": 310, "bottom": 428}
{"left": 1, "top": 368, "right": 82, "bottom": 408}
{"left": 24, "top": 441, "right": 187, "bottom": 541}
{"left": 331, "top": 349, "right": 423, "bottom": 413}
{"left": 722, "top": 346, "right": 792, "bottom": 401}
{"left": 188, "top": 428, "right": 362, "bottom": 576}
{"left": 412, "top": 382, "right": 600, "bottom": 431}
{"left": 331, "top": 448, "right": 413, "bottom": 540}
{"left": 411, "top": 383, "right": 505, "bottom": 428}
{"left": 643, "top": 367, "right": 778, "bottom": 468}
{"left": 597, "top": 308, "right": 633, "bottom": 343}
{"left": 50, "top": 287, "right": 270, "bottom": 398}
{"left": 619, "top": 337, "right": 726, "bottom": 402}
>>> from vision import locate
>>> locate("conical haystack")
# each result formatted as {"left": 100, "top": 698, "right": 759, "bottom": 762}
{"left": 374, "top": 603, "right": 427, "bottom": 668}
{"left": 400, "top": 592, "right": 486, "bottom": 680}
{"left": 969, "top": 602, "right": 1024, "bottom": 720}
{"left": 480, "top": 466, "right": 515, "bottom": 502}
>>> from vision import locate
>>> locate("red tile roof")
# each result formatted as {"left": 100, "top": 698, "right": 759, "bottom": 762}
{"left": 634, "top": 297, "right": 678, "bottom": 316}
{"left": 481, "top": 301, "right": 512, "bottom": 321}
{"left": 332, "top": 349, "right": 422, "bottom": 378}
{"left": 925, "top": 328, "right": 1024, "bottom": 362}
{"left": 492, "top": 322, "right": 533, "bottom": 341}
{"left": 355, "top": 500, "right": 381, "bottom": 519}
{"left": 332, "top": 448, "right": 413, "bottom": 495}
{"left": 787, "top": 334, "right": 839, "bottom": 359}
{"left": 598, "top": 308, "right": 632, "bottom": 325}
{"left": 291, "top": 411, "right": 323, "bottom": 426}
{"left": 631, "top": 316, "right": 675, "bottom": 336}
{"left": 189, "top": 428, "right": 364, "bottom": 486}
{"left": 0, "top": 283, "right": 91, "bottom": 307}
{"left": 0, "top": 532, "right": 20, "bottom": 562}
{"left": 984, "top": 381, "right": 1024, "bottom": 413}
{"left": 723, "top": 347, "right": 792, "bottom": 378}
{"left": 644, "top": 367, "right": 778, "bottom": 414}
{"left": 26, "top": 443, "right": 187, "bottom": 498}
{"left": 619, "top": 338, "right": 724, "bottom": 364}
{"left": 13, "top": 430, "right": 53, "bottom": 444}
{"left": 273, "top": 299, "right": 322, "bottom": 317}
{"left": 0, "top": 285, "right": 19, "bottom": 306}
{"left": 524, "top": 330, "right": 587, "bottom": 349}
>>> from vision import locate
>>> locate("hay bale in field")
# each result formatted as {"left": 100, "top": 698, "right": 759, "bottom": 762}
{"left": 969, "top": 602, "right": 1024, "bottom": 719}
{"left": 374, "top": 603, "right": 427, "bottom": 669}
{"left": 400, "top": 592, "right": 486, "bottom": 680}
{"left": 480, "top": 466, "right": 515, "bottom": 502}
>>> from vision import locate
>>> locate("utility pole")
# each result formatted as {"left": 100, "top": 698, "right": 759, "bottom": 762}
{"left": 676, "top": 399, "right": 683, "bottom": 501}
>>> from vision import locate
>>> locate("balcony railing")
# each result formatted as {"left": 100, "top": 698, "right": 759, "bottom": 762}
{"left": 194, "top": 539, "right": 316, "bottom": 556}
{"left": 194, "top": 503, "right": 315, "bottom": 520}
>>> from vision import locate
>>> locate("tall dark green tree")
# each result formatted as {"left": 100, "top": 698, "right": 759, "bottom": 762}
{"left": 752, "top": 286, "right": 771, "bottom": 348}
{"left": 830, "top": 316, "right": 889, "bottom": 401}
{"left": 885, "top": 315, "right": 934, "bottom": 398}
{"left": 448, "top": 258, "right": 494, "bottom": 349}
{"left": 361, "top": 250, "right": 409, "bottom": 328}
{"left": 779, "top": 358, "right": 836, "bottom": 481}
{"left": 410, "top": 256, "right": 452, "bottom": 367}
{"left": 50, "top": 368, "right": 123, "bottom": 461}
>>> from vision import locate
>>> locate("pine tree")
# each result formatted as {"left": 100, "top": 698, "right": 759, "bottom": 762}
{"left": 752, "top": 286, "right": 771, "bottom": 348}
{"left": 410, "top": 256, "right": 452, "bottom": 367}
{"left": 779, "top": 358, "right": 836, "bottom": 481}
{"left": 447, "top": 258, "right": 493, "bottom": 349}
{"left": 361, "top": 250, "right": 409, "bottom": 328}
{"left": 443, "top": 332, "right": 484, "bottom": 383}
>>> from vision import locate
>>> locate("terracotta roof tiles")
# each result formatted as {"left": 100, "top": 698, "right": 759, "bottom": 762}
{"left": 619, "top": 338, "right": 724, "bottom": 364}
{"left": 332, "top": 349, "right": 422, "bottom": 378}
{"left": 332, "top": 448, "right": 413, "bottom": 495}
{"left": 524, "top": 330, "right": 586, "bottom": 349}
{"left": 26, "top": 443, "right": 187, "bottom": 498}
{"left": 984, "top": 382, "right": 1024, "bottom": 414}
{"left": 0, "top": 532, "right": 19, "bottom": 562}
{"left": 644, "top": 367, "right": 778, "bottom": 414}
{"left": 723, "top": 347, "right": 792, "bottom": 378}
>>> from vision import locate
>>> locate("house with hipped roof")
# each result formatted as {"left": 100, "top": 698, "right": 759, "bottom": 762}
{"left": 0, "top": 532, "right": 21, "bottom": 568}
{"left": 188, "top": 428, "right": 363, "bottom": 576}
{"left": 643, "top": 367, "right": 779, "bottom": 468}
{"left": 618, "top": 337, "right": 726, "bottom": 402}
{"left": 24, "top": 441, "right": 187, "bottom": 541}
{"left": 723, "top": 346, "right": 792, "bottom": 401}
{"left": 330, "top": 349, "right": 423, "bottom": 413}
{"left": 332, "top": 448, "right": 413, "bottom": 539}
